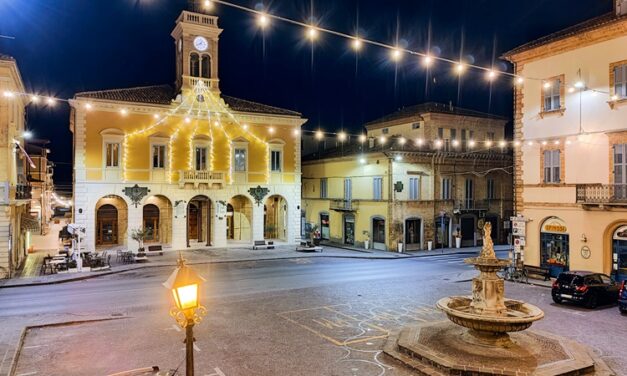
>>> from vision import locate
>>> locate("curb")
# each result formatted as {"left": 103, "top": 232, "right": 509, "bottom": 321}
{"left": 0, "top": 250, "right": 491, "bottom": 289}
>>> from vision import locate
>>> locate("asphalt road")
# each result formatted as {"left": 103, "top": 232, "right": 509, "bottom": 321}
{"left": 1, "top": 250, "right": 625, "bottom": 376}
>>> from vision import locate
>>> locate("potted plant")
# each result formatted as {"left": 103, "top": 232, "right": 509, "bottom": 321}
{"left": 455, "top": 231, "right": 462, "bottom": 249}
{"left": 392, "top": 221, "right": 404, "bottom": 253}
{"left": 131, "top": 228, "right": 147, "bottom": 256}
{"left": 363, "top": 230, "right": 370, "bottom": 250}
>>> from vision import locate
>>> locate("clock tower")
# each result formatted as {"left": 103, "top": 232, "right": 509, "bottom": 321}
{"left": 171, "top": 3, "right": 223, "bottom": 95}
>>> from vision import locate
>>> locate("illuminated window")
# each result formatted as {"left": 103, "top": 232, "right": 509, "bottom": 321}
{"left": 105, "top": 143, "right": 120, "bottom": 168}
{"left": 152, "top": 145, "right": 166, "bottom": 169}
{"left": 234, "top": 148, "right": 246, "bottom": 171}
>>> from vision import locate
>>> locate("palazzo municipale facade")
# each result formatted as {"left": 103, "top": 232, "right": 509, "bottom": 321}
{"left": 502, "top": 1, "right": 627, "bottom": 281}
{"left": 70, "top": 9, "right": 306, "bottom": 251}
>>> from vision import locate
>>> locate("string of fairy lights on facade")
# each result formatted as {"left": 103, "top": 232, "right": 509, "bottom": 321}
{"left": 2, "top": 0, "right": 624, "bottom": 152}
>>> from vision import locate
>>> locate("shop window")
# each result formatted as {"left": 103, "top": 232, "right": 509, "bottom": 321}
{"left": 540, "top": 217, "right": 569, "bottom": 277}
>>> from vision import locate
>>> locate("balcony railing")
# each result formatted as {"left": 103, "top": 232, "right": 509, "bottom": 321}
{"left": 183, "top": 76, "right": 220, "bottom": 91}
{"left": 179, "top": 170, "right": 225, "bottom": 188}
{"left": 177, "top": 11, "right": 218, "bottom": 27}
{"left": 455, "top": 199, "right": 490, "bottom": 211}
{"left": 330, "top": 199, "right": 359, "bottom": 212}
{"left": 576, "top": 184, "right": 627, "bottom": 205}
{"left": 15, "top": 184, "right": 32, "bottom": 200}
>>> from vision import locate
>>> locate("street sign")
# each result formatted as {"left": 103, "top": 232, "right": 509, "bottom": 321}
{"left": 514, "top": 237, "right": 525, "bottom": 247}
{"left": 511, "top": 217, "right": 526, "bottom": 236}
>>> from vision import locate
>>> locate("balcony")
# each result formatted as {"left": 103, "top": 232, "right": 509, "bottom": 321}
{"left": 183, "top": 76, "right": 220, "bottom": 91}
{"left": 330, "top": 199, "right": 359, "bottom": 212}
{"left": 178, "top": 170, "right": 225, "bottom": 189}
{"left": 576, "top": 184, "right": 627, "bottom": 206}
{"left": 177, "top": 10, "right": 218, "bottom": 27}
{"left": 455, "top": 199, "right": 490, "bottom": 212}
{"left": 15, "top": 184, "right": 32, "bottom": 201}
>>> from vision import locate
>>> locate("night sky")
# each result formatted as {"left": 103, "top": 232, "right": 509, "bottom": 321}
{"left": 0, "top": 0, "right": 614, "bottom": 188}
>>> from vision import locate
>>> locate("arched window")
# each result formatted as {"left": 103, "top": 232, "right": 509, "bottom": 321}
{"left": 189, "top": 53, "right": 200, "bottom": 77}
{"left": 201, "top": 55, "right": 211, "bottom": 78}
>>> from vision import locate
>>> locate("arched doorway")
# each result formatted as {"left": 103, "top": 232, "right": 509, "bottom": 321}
{"left": 264, "top": 195, "right": 287, "bottom": 241}
{"left": 95, "top": 195, "right": 128, "bottom": 246}
{"left": 227, "top": 195, "right": 253, "bottom": 242}
{"left": 143, "top": 195, "right": 173, "bottom": 245}
{"left": 540, "top": 216, "right": 569, "bottom": 277}
{"left": 187, "top": 196, "right": 211, "bottom": 247}
{"left": 612, "top": 225, "right": 627, "bottom": 282}
{"left": 143, "top": 204, "right": 160, "bottom": 243}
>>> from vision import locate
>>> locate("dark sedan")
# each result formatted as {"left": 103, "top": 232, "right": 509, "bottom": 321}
{"left": 552, "top": 271, "right": 619, "bottom": 309}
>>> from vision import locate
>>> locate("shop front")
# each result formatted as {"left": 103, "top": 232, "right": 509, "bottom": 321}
{"left": 612, "top": 225, "right": 627, "bottom": 282}
{"left": 540, "top": 217, "right": 569, "bottom": 277}
{"left": 343, "top": 214, "right": 355, "bottom": 245}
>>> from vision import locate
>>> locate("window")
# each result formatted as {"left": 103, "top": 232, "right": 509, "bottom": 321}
{"left": 373, "top": 177, "right": 383, "bottom": 200}
{"left": 543, "top": 149, "right": 560, "bottom": 183}
{"left": 543, "top": 78, "right": 561, "bottom": 111}
{"left": 614, "top": 63, "right": 627, "bottom": 99}
{"left": 486, "top": 132, "right": 495, "bottom": 141}
{"left": 195, "top": 147, "right": 207, "bottom": 170}
{"left": 200, "top": 55, "right": 211, "bottom": 78}
{"left": 320, "top": 178, "right": 328, "bottom": 199}
{"left": 344, "top": 178, "right": 352, "bottom": 201}
{"left": 438, "top": 128, "right": 444, "bottom": 139}
{"left": 105, "top": 143, "right": 120, "bottom": 168}
{"left": 152, "top": 145, "right": 166, "bottom": 169}
{"left": 409, "top": 177, "right": 420, "bottom": 200}
{"left": 190, "top": 53, "right": 200, "bottom": 77}
{"left": 450, "top": 129, "right": 457, "bottom": 140}
{"left": 234, "top": 148, "right": 246, "bottom": 171}
{"left": 382, "top": 128, "right": 389, "bottom": 134}
{"left": 614, "top": 144, "right": 627, "bottom": 199}
{"left": 441, "top": 178, "right": 451, "bottom": 200}
{"left": 412, "top": 122, "right": 421, "bottom": 129}
{"left": 271, "top": 150, "right": 282, "bottom": 172}
{"left": 487, "top": 178, "right": 495, "bottom": 200}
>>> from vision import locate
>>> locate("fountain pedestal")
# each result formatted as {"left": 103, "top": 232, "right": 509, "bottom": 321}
{"left": 383, "top": 223, "right": 614, "bottom": 375}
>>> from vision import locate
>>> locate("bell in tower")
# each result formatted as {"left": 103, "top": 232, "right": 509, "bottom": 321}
{"left": 172, "top": 1, "right": 223, "bottom": 95}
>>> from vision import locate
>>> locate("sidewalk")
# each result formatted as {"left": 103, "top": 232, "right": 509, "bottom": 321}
{"left": 1, "top": 243, "right": 514, "bottom": 288}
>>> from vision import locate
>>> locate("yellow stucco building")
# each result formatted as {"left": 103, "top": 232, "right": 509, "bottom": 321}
{"left": 70, "top": 8, "right": 306, "bottom": 251}
{"left": 303, "top": 103, "right": 513, "bottom": 252}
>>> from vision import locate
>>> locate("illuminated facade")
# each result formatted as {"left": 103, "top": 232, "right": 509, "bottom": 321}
{"left": 503, "top": 4, "right": 627, "bottom": 280}
{"left": 69, "top": 9, "right": 305, "bottom": 251}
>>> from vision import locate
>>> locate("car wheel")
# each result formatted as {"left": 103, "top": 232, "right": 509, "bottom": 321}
{"left": 585, "top": 293, "right": 598, "bottom": 309}
{"left": 552, "top": 295, "right": 562, "bottom": 304}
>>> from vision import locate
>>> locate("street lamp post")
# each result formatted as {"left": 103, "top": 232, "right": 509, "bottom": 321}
{"left": 163, "top": 254, "right": 206, "bottom": 376}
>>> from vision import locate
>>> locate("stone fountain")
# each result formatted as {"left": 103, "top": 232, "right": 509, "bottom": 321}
{"left": 383, "top": 223, "right": 614, "bottom": 375}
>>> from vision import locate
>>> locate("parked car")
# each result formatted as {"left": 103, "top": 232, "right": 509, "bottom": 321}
{"left": 619, "top": 280, "right": 627, "bottom": 314}
{"left": 551, "top": 271, "right": 619, "bottom": 309}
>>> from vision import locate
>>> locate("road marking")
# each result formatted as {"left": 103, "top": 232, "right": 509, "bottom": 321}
{"left": 22, "top": 344, "right": 48, "bottom": 349}
{"left": 194, "top": 343, "right": 201, "bottom": 352}
{"left": 16, "top": 372, "right": 38, "bottom": 376}
{"left": 172, "top": 324, "right": 182, "bottom": 332}
{"left": 205, "top": 367, "right": 226, "bottom": 376}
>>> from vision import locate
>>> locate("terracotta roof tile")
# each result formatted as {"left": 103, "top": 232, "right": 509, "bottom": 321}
{"left": 75, "top": 84, "right": 301, "bottom": 116}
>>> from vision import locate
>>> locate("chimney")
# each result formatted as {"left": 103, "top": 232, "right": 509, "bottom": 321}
{"left": 617, "top": 0, "right": 627, "bottom": 16}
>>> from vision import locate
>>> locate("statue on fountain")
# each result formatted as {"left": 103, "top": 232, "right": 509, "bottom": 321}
{"left": 479, "top": 222, "right": 496, "bottom": 259}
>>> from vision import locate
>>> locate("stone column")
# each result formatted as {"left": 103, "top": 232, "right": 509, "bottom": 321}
{"left": 126, "top": 204, "right": 142, "bottom": 251}
{"left": 212, "top": 203, "right": 227, "bottom": 247}
{"left": 252, "top": 201, "right": 265, "bottom": 242}
{"left": 171, "top": 201, "right": 187, "bottom": 250}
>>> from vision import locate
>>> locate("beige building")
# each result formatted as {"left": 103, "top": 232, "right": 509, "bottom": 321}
{"left": 302, "top": 102, "right": 513, "bottom": 251}
{"left": 0, "top": 54, "right": 37, "bottom": 278}
{"left": 502, "top": 3, "right": 627, "bottom": 281}
{"left": 26, "top": 140, "right": 54, "bottom": 235}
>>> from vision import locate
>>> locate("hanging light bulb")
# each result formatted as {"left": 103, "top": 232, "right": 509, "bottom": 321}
{"left": 485, "top": 140, "right": 493, "bottom": 147}
{"left": 527, "top": 140, "right": 534, "bottom": 146}
{"left": 554, "top": 140, "right": 560, "bottom": 145}
{"left": 574, "top": 81, "right": 585, "bottom": 89}
{"left": 541, "top": 140, "right": 548, "bottom": 146}
{"left": 120, "top": 108, "right": 128, "bottom": 116}
{"left": 338, "top": 131, "right": 347, "bottom": 142}
{"left": 566, "top": 140, "right": 572, "bottom": 145}
{"left": 379, "top": 135, "right": 387, "bottom": 144}
{"left": 257, "top": 13, "right": 270, "bottom": 28}
{"left": 30, "top": 95, "right": 39, "bottom": 103}
{"left": 416, "top": 138, "right": 424, "bottom": 146}
{"left": 568, "top": 87, "right": 575, "bottom": 93}
{"left": 395, "top": 155, "right": 402, "bottom": 161}
{"left": 514, "top": 140, "right": 521, "bottom": 147}
{"left": 46, "top": 97, "right": 55, "bottom": 105}
{"left": 358, "top": 134, "right": 367, "bottom": 143}
{"left": 351, "top": 38, "right": 362, "bottom": 51}
{"left": 543, "top": 81, "right": 552, "bottom": 89}
{"left": 452, "top": 139, "right": 459, "bottom": 147}
{"left": 398, "top": 137, "right": 406, "bottom": 145}
{"left": 359, "top": 157, "right": 366, "bottom": 164}
{"left": 435, "top": 139, "right": 443, "bottom": 148}
{"left": 468, "top": 140, "right": 476, "bottom": 148}
{"left": 455, "top": 63, "right": 465, "bottom": 74}
{"left": 84, "top": 103, "right": 92, "bottom": 110}
{"left": 486, "top": 70, "right": 497, "bottom": 80}
{"left": 153, "top": 114, "right": 160, "bottom": 119}
{"left": 203, "top": 0, "right": 213, "bottom": 9}
{"left": 268, "top": 127, "right": 275, "bottom": 134}
{"left": 391, "top": 48, "right": 402, "bottom": 61}
{"left": 516, "top": 77, "right": 524, "bottom": 85}
{"left": 242, "top": 123, "right": 249, "bottom": 130}
{"left": 499, "top": 140, "right": 507, "bottom": 148}
{"left": 422, "top": 55, "right": 433, "bottom": 67}
{"left": 315, "top": 130, "right": 324, "bottom": 140}
{"left": 293, "top": 128, "right": 300, "bottom": 136}
{"left": 2, "top": 91, "right": 14, "bottom": 98}
{"left": 306, "top": 26, "right": 318, "bottom": 41}
{"left": 185, "top": 117, "right": 191, "bottom": 123}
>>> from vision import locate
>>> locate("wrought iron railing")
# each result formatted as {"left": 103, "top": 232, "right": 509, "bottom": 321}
{"left": 576, "top": 184, "right": 627, "bottom": 204}
{"left": 330, "top": 199, "right": 359, "bottom": 211}
{"left": 15, "top": 184, "right": 32, "bottom": 200}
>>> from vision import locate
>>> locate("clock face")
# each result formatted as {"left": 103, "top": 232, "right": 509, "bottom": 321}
{"left": 193, "top": 36, "right": 209, "bottom": 51}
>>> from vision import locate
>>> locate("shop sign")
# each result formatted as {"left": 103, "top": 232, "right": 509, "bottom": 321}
{"left": 612, "top": 225, "right": 627, "bottom": 240}
{"left": 541, "top": 218, "right": 567, "bottom": 234}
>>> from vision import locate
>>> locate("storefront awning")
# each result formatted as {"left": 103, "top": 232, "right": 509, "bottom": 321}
{"left": 20, "top": 214, "right": 41, "bottom": 232}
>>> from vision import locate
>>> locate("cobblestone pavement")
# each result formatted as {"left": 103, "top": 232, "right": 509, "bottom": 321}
{"left": 2, "top": 252, "right": 623, "bottom": 376}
